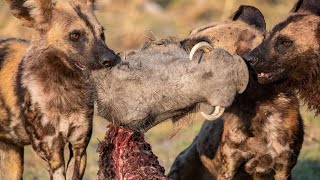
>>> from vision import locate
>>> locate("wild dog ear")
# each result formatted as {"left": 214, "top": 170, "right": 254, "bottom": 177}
{"left": 6, "top": 0, "right": 54, "bottom": 29}
{"left": 290, "top": 0, "right": 320, "bottom": 15}
{"left": 87, "top": 0, "right": 95, "bottom": 9}
{"left": 5, "top": 0, "right": 35, "bottom": 28}
{"left": 229, "top": 5, "right": 266, "bottom": 32}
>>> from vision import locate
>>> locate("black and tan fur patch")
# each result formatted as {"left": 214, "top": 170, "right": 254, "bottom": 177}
{"left": 246, "top": 0, "right": 320, "bottom": 115}
{"left": 169, "top": 5, "right": 304, "bottom": 180}
{"left": 0, "top": 0, "right": 116, "bottom": 179}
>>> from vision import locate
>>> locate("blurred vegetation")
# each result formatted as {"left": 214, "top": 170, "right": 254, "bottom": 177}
{"left": 0, "top": 0, "right": 319, "bottom": 179}
{"left": 0, "top": 0, "right": 296, "bottom": 51}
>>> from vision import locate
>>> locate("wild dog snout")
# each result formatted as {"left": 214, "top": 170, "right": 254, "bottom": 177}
{"left": 95, "top": 45, "right": 119, "bottom": 68}
{"left": 243, "top": 51, "right": 259, "bottom": 66}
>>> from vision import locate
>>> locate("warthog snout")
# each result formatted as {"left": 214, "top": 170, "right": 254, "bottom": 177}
{"left": 189, "top": 41, "right": 248, "bottom": 120}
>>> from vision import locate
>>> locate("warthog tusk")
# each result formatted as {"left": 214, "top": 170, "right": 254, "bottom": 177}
{"left": 201, "top": 106, "right": 225, "bottom": 121}
{"left": 189, "top": 42, "right": 213, "bottom": 61}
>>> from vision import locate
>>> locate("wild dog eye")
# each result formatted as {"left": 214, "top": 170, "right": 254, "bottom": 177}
{"left": 101, "top": 32, "right": 106, "bottom": 42}
{"left": 100, "top": 26, "right": 106, "bottom": 42}
{"left": 276, "top": 36, "right": 293, "bottom": 48}
{"left": 281, "top": 40, "right": 292, "bottom": 47}
{"left": 69, "top": 31, "right": 81, "bottom": 41}
{"left": 275, "top": 36, "right": 293, "bottom": 53}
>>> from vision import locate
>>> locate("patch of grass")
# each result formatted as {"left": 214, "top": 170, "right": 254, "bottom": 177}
{"left": 293, "top": 160, "right": 320, "bottom": 180}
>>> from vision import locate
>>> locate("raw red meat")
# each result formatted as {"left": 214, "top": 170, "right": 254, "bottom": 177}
{"left": 97, "top": 125, "right": 168, "bottom": 180}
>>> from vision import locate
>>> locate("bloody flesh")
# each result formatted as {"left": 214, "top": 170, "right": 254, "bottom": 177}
{"left": 97, "top": 125, "right": 168, "bottom": 180}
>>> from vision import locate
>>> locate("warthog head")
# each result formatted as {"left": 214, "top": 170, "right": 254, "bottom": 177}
{"left": 93, "top": 39, "right": 249, "bottom": 132}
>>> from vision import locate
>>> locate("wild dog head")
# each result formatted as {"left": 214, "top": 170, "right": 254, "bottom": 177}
{"left": 6, "top": 0, "right": 118, "bottom": 71}
{"left": 181, "top": 5, "right": 266, "bottom": 56}
{"left": 245, "top": 0, "right": 320, "bottom": 85}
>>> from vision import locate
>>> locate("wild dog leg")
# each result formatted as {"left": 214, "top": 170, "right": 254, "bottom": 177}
{"left": 28, "top": 132, "right": 66, "bottom": 180}
{"left": 66, "top": 145, "right": 88, "bottom": 180}
{"left": 66, "top": 122, "right": 92, "bottom": 180}
{"left": 23, "top": 110, "right": 68, "bottom": 180}
{"left": 274, "top": 165, "right": 292, "bottom": 180}
{"left": 271, "top": 128, "right": 301, "bottom": 180}
{"left": 273, "top": 153, "right": 293, "bottom": 180}
{"left": 0, "top": 141, "right": 24, "bottom": 180}
{"left": 216, "top": 146, "right": 247, "bottom": 180}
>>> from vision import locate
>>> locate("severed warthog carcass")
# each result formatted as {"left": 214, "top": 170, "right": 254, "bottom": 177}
{"left": 92, "top": 39, "right": 249, "bottom": 132}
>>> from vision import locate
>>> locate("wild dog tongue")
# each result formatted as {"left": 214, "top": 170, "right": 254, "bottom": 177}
{"left": 258, "top": 73, "right": 270, "bottom": 78}
{"left": 97, "top": 125, "right": 167, "bottom": 180}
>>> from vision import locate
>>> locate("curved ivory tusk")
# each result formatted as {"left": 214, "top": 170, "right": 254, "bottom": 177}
{"left": 201, "top": 106, "right": 225, "bottom": 121}
{"left": 189, "top": 42, "right": 213, "bottom": 61}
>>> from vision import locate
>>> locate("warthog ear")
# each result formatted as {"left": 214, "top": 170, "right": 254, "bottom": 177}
{"left": 229, "top": 5, "right": 266, "bottom": 32}
{"left": 290, "top": 0, "right": 320, "bottom": 15}
{"left": 6, "top": 0, "right": 54, "bottom": 29}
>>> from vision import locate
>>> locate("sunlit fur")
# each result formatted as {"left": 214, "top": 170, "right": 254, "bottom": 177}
{"left": 0, "top": 0, "right": 117, "bottom": 179}
{"left": 169, "top": 6, "right": 304, "bottom": 180}
{"left": 247, "top": 0, "right": 320, "bottom": 114}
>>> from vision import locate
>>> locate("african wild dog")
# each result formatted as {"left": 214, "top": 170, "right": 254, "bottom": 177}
{"left": 169, "top": 6, "right": 304, "bottom": 180}
{"left": 245, "top": 0, "right": 320, "bottom": 115}
{"left": 0, "top": 0, "right": 118, "bottom": 179}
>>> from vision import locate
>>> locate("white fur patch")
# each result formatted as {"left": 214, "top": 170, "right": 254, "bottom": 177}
{"left": 265, "top": 113, "right": 290, "bottom": 157}
{"left": 66, "top": 157, "right": 75, "bottom": 180}
{"left": 52, "top": 166, "right": 65, "bottom": 180}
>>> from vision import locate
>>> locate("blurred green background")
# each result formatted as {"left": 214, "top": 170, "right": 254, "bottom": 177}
{"left": 0, "top": 0, "right": 319, "bottom": 179}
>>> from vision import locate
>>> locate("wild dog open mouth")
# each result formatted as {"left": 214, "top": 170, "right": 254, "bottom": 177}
{"left": 74, "top": 61, "right": 86, "bottom": 70}
{"left": 257, "top": 69, "right": 285, "bottom": 80}
{"left": 258, "top": 72, "right": 270, "bottom": 78}
{"left": 97, "top": 125, "right": 167, "bottom": 180}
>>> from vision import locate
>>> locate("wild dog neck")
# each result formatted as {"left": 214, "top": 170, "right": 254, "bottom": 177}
{"left": 222, "top": 70, "right": 297, "bottom": 142}
{"left": 289, "top": 78, "right": 320, "bottom": 114}
{"left": 227, "top": 69, "right": 282, "bottom": 116}
{"left": 19, "top": 42, "right": 93, "bottom": 113}
{"left": 24, "top": 41, "right": 89, "bottom": 81}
